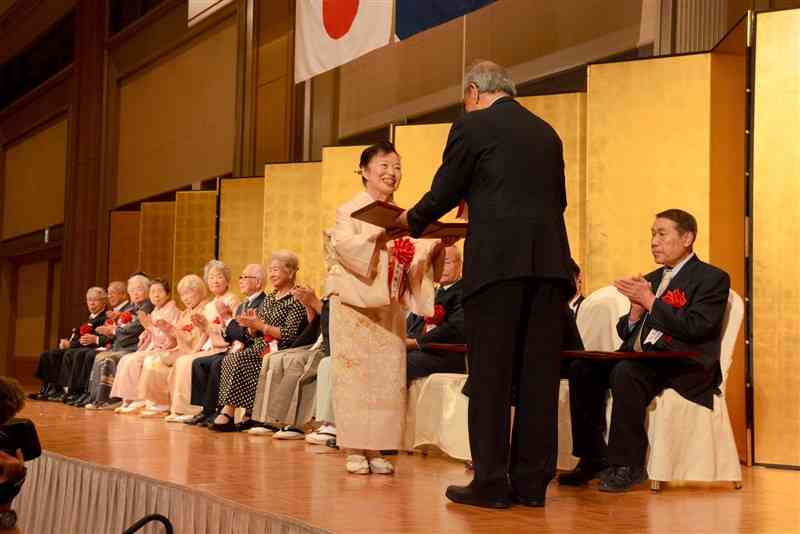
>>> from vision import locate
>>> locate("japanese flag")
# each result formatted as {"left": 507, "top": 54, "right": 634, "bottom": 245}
{"left": 295, "top": 0, "right": 394, "bottom": 83}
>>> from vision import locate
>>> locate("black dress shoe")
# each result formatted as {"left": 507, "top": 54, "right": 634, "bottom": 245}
{"left": 557, "top": 458, "right": 609, "bottom": 486}
{"left": 62, "top": 392, "right": 81, "bottom": 404}
{"left": 598, "top": 465, "right": 647, "bottom": 493}
{"left": 209, "top": 413, "right": 236, "bottom": 432}
{"left": 74, "top": 393, "right": 92, "bottom": 407}
{"left": 235, "top": 419, "right": 262, "bottom": 432}
{"left": 445, "top": 484, "right": 512, "bottom": 509}
{"left": 184, "top": 413, "right": 211, "bottom": 426}
{"left": 511, "top": 492, "right": 545, "bottom": 507}
{"left": 28, "top": 386, "right": 49, "bottom": 400}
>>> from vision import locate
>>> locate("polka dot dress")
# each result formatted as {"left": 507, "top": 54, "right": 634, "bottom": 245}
{"left": 218, "top": 290, "right": 307, "bottom": 409}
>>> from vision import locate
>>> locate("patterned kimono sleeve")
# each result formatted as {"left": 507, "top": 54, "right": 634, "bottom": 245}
{"left": 275, "top": 299, "right": 307, "bottom": 350}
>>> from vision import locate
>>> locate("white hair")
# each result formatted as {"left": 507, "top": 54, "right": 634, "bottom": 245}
{"left": 464, "top": 60, "right": 517, "bottom": 97}
{"left": 203, "top": 260, "right": 231, "bottom": 284}
{"left": 177, "top": 274, "right": 208, "bottom": 299}
{"left": 243, "top": 263, "right": 266, "bottom": 282}
{"left": 269, "top": 250, "right": 300, "bottom": 280}
{"left": 86, "top": 286, "right": 108, "bottom": 299}
{"left": 128, "top": 274, "right": 151, "bottom": 290}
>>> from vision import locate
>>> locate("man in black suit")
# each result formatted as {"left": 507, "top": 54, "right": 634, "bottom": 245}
{"left": 29, "top": 287, "right": 109, "bottom": 400}
{"left": 405, "top": 245, "right": 467, "bottom": 381}
{"left": 54, "top": 281, "right": 130, "bottom": 404}
{"left": 560, "top": 209, "right": 730, "bottom": 492}
{"left": 185, "top": 264, "right": 267, "bottom": 427}
{"left": 397, "top": 60, "right": 574, "bottom": 509}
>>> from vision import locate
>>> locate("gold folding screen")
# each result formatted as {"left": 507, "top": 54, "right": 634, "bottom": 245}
{"left": 320, "top": 146, "right": 368, "bottom": 229}
{"left": 108, "top": 211, "right": 141, "bottom": 283}
{"left": 753, "top": 8, "right": 800, "bottom": 467}
{"left": 263, "top": 163, "right": 324, "bottom": 291}
{"left": 172, "top": 191, "right": 217, "bottom": 293}
{"left": 138, "top": 202, "right": 175, "bottom": 284}
{"left": 220, "top": 178, "right": 265, "bottom": 297}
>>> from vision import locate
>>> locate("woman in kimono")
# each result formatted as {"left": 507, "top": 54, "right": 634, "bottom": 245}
{"left": 84, "top": 274, "right": 154, "bottom": 409}
{"left": 111, "top": 278, "right": 180, "bottom": 414}
{"left": 164, "top": 260, "right": 240, "bottom": 422}
{"left": 138, "top": 274, "right": 208, "bottom": 418}
{"left": 325, "top": 141, "right": 449, "bottom": 475}
{"left": 209, "top": 250, "right": 307, "bottom": 432}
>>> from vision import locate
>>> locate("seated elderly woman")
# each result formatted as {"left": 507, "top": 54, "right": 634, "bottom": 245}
{"left": 84, "top": 274, "right": 154, "bottom": 410}
{"left": 209, "top": 250, "right": 307, "bottom": 432}
{"left": 110, "top": 278, "right": 180, "bottom": 413}
{"left": 137, "top": 274, "right": 209, "bottom": 418}
{"left": 164, "top": 260, "right": 240, "bottom": 423}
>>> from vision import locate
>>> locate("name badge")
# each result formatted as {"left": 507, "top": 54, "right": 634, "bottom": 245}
{"left": 644, "top": 329, "right": 663, "bottom": 346}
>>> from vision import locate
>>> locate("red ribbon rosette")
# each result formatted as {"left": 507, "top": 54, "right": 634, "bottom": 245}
{"left": 662, "top": 289, "right": 688, "bottom": 309}
{"left": 388, "top": 237, "right": 415, "bottom": 300}
{"left": 105, "top": 319, "right": 115, "bottom": 326}
{"left": 119, "top": 311, "right": 133, "bottom": 324}
{"left": 180, "top": 324, "right": 194, "bottom": 333}
{"left": 260, "top": 335, "right": 276, "bottom": 357}
{"left": 213, "top": 317, "right": 222, "bottom": 325}
{"left": 425, "top": 305, "right": 446, "bottom": 327}
{"left": 79, "top": 323, "right": 93, "bottom": 335}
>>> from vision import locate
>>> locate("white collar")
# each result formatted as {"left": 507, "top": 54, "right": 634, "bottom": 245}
{"left": 114, "top": 301, "right": 129, "bottom": 312}
{"left": 664, "top": 253, "right": 695, "bottom": 279}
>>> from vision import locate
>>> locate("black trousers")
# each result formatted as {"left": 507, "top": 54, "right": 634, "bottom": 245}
{"left": 190, "top": 352, "right": 226, "bottom": 415}
{"left": 462, "top": 277, "right": 567, "bottom": 496}
{"left": 58, "top": 347, "right": 97, "bottom": 390}
{"left": 568, "top": 358, "right": 677, "bottom": 468}
{"left": 35, "top": 348, "right": 66, "bottom": 384}
{"left": 406, "top": 349, "right": 466, "bottom": 382}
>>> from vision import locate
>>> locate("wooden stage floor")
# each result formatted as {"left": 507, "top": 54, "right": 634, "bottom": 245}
{"left": 17, "top": 399, "right": 800, "bottom": 534}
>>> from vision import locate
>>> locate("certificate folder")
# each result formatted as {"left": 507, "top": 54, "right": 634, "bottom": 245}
{"left": 351, "top": 200, "right": 467, "bottom": 238}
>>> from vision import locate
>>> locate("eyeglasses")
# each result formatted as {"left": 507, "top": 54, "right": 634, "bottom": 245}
{"left": 239, "top": 275, "right": 259, "bottom": 280}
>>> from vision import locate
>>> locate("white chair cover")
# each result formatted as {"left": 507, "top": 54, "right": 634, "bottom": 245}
{"left": 406, "top": 373, "right": 471, "bottom": 460}
{"left": 645, "top": 289, "right": 743, "bottom": 484}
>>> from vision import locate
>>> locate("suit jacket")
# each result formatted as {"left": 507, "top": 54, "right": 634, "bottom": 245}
{"left": 406, "top": 280, "right": 466, "bottom": 350}
{"left": 112, "top": 300, "right": 155, "bottom": 352}
{"left": 68, "top": 310, "right": 109, "bottom": 349}
{"left": 225, "top": 291, "right": 267, "bottom": 347}
{"left": 407, "top": 97, "right": 574, "bottom": 300}
{"left": 616, "top": 255, "right": 730, "bottom": 408}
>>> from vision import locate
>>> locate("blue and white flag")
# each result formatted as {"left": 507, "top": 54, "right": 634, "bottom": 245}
{"left": 395, "top": 0, "right": 495, "bottom": 40}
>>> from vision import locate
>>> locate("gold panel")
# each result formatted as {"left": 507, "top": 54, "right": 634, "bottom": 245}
{"left": 173, "top": 191, "right": 217, "bottom": 292}
{"left": 753, "top": 8, "right": 800, "bottom": 467}
{"left": 108, "top": 212, "right": 142, "bottom": 283}
{"left": 14, "top": 261, "right": 48, "bottom": 357}
{"left": 263, "top": 163, "right": 323, "bottom": 291}
{"left": 519, "top": 94, "right": 587, "bottom": 268}
{"left": 586, "top": 55, "right": 712, "bottom": 293}
{"left": 220, "top": 178, "right": 265, "bottom": 297}
{"left": 138, "top": 202, "right": 176, "bottom": 284}
{"left": 48, "top": 261, "right": 61, "bottom": 347}
{"left": 116, "top": 19, "right": 237, "bottom": 206}
{"left": 393, "top": 124, "right": 459, "bottom": 221}
{"left": 2, "top": 118, "right": 67, "bottom": 239}
{"left": 320, "top": 146, "right": 369, "bottom": 230}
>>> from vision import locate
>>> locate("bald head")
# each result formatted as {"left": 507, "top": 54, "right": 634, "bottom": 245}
{"left": 107, "top": 281, "right": 127, "bottom": 308}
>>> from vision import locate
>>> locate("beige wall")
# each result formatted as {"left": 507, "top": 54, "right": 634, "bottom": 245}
{"left": 172, "top": 191, "right": 217, "bottom": 293}
{"left": 220, "top": 178, "right": 265, "bottom": 297}
{"left": 2, "top": 118, "right": 68, "bottom": 239}
{"left": 116, "top": 17, "right": 237, "bottom": 206}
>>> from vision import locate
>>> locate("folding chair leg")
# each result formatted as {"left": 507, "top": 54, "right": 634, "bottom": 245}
{"left": 650, "top": 480, "right": 662, "bottom": 492}
{"left": 733, "top": 481, "right": 742, "bottom": 490}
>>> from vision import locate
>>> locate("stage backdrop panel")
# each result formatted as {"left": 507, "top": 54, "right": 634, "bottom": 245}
{"left": 138, "top": 202, "right": 176, "bottom": 285}
{"left": 173, "top": 191, "right": 217, "bottom": 293}
{"left": 753, "top": 8, "right": 800, "bottom": 467}
{"left": 320, "top": 146, "right": 369, "bottom": 230}
{"left": 2, "top": 118, "right": 67, "bottom": 239}
{"left": 262, "top": 163, "right": 323, "bottom": 291}
{"left": 108, "top": 211, "right": 141, "bottom": 284}
{"left": 220, "top": 178, "right": 264, "bottom": 297}
{"left": 587, "top": 52, "right": 746, "bottom": 458}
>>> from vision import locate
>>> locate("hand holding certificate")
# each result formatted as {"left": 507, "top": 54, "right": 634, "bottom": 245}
{"left": 351, "top": 200, "right": 467, "bottom": 239}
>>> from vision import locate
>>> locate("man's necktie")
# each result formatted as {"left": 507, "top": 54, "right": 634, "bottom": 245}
{"left": 633, "top": 269, "right": 674, "bottom": 352}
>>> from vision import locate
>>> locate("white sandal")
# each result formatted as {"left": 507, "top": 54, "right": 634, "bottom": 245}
{"left": 368, "top": 457, "right": 394, "bottom": 475}
{"left": 346, "top": 455, "right": 370, "bottom": 475}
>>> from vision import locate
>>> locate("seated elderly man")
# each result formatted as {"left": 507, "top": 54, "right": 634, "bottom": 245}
{"left": 184, "top": 263, "right": 267, "bottom": 427}
{"left": 29, "top": 287, "right": 109, "bottom": 401}
{"left": 55, "top": 281, "right": 131, "bottom": 404}
{"left": 405, "top": 245, "right": 467, "bottom": 381}
{"left": 560, "top": 209, "right": 730, "bottom": 492}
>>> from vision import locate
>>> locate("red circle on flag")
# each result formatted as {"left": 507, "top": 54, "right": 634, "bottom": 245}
{"left": 323, "top": 0, "right": 359, "bottom": 40}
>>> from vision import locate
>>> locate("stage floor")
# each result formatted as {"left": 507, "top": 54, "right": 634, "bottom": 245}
{"left": 16, "top": 400, "right": 800, "bottom": 534}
